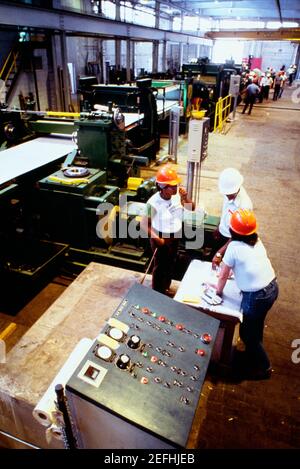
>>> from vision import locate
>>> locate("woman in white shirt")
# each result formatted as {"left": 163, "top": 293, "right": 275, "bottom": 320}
{"left": 215, "top": 209, "right": 279, "bottom": 379}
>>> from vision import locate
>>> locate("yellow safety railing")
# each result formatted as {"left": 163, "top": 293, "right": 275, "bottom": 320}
{"left": 214, "top": 94, "right": 232, "bottom": 132}
{"left": 0, "top": 49, "right": 19, "bottom": 82}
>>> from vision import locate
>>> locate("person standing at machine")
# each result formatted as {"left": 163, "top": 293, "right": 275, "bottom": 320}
{"left": 212, "top": 168, "right": 252, "bottom": 268}
{"left": 140, "top": 165, "right": 195, "bottom": 295}
{"left": 212, "top": 209, "right": 279, "bottom": 379}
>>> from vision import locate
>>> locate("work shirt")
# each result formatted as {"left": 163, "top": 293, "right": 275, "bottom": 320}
{"left": 246, "top": 83, "right": 260, "bottom": 96}
{"left": 219, "top": 186, "right": 253, "bottom": 238}
{"left": 146, "top": 191, "right": 183, "bottom": 235}
{"left": 223, "top": 239, "right": 275, "bottom": 292}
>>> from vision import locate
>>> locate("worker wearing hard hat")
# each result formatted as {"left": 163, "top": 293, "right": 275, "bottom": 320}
{"left": 212, "top": 209, "right": 279, "bottom": 380}
{"left": 140, "top": 164, "right": 195, "bottom": 295}
{"left": 212, "top": 168, "right": 252, "bottom": 268}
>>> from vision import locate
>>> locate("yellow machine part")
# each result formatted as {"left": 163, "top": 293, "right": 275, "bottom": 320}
{"left": 46, "top": 111, "right": 80, "bottom": 118}
{"left": 127, "top": 177, "right": 144, "bottom": 191}
{"left": 48, "top": 176, "right": 89, "bottom": 185}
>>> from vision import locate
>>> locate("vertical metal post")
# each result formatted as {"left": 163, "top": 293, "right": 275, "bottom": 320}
{"left": 60, "top": 31, "right": 71, "bottom": 112}
{"left": 126, "top": 39, "right": 131, "bottom": 82}
{"left": 168, "top": 105, "right": 180, "bottom": 163}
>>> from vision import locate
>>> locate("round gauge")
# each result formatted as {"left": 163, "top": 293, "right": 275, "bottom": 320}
{"left": 109, "top": 327, "right": 123, "bottom": 341}
{"left": 96, "top": 345, "right": 112, "bottom": 361}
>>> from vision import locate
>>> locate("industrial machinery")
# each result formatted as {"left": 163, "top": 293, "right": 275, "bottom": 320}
{"left": 79, "top": 78, "right": 160, "bottom": 161}
{"left": 0, "top": 99, "right": 219, "bottom": 312}
{"left": 181, "top": 58, "right": 240, "bottom": 129}
{"left": 66, "top": 282, "right": 220, "bottom": 448}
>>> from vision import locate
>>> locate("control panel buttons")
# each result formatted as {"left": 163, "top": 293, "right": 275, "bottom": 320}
{"left": 108, "top": 328, "right": 124, "bottom": 341}
{"left": 146, "top": 366, "right": 153, "bottom": 373}
{"left": 151, "top": 355, "right": 159, "bottom": 363}
{"left": 180, "top": 396, "right": 190, "bottom": 405}
{"left": 154, "top": 376, "right": 162, "bottom": 383}
{"left": 95, "top": 345, "right": 113, "bottom": 361}
{"left": 158, "top": 315, "right": 166, "bottom": 322}
{"left": 201, "top": 333, "right": 212, "bottom": 344}
{"left": 127, "top": 335, "right": 141, "bottom": 349}
{"left": 176, "top": 324, "right": 184, "bottom": 330}
{"left": 116, "top": 354, "right": 131, "bottom": 370}
{"left": 196, "top": 348, "right": 206, "bottom": 356}
{"left": 140, "top": 377, "right": 148, "bottom": 384}
{"left": 141, "top": 307, "right": 150, "bottom": 314}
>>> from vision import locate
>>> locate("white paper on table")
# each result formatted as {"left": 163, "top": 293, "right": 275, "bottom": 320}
{"left": 174, "top": 260, "right": 243, "bottom": 322}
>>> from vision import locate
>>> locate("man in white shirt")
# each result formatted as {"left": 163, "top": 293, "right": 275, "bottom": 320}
{"left": 141, "top": 164, "right": 194, "bottom": 295}
{"left": 212, "top": 168, "right": 253, "bottom": 268}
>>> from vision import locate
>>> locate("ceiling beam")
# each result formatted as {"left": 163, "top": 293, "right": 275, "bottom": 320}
{"left": 205, "top": 28, "right": 300, "bottom": 40}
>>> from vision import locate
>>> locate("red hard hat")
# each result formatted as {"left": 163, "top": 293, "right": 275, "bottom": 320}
{"left": 156, "top": 164, "right": 181, "bottom": 186}
{"left": 230, "top": 209, "right": 257, "bottom": 235}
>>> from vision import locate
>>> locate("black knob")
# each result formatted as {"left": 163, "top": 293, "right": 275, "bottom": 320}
{"left": 127, "top": 335, "right": 141, "bottom": 349}
{"left": 116, "top": 354, "right": 130, "bottom": 370}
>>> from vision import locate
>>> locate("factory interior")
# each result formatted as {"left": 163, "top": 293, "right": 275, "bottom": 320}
{"left": 0, "top": 0, "right": 300, "bottom": 455}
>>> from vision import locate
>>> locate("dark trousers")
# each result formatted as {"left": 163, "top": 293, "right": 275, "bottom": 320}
{"left": 273, "top": 84, "right": 281, "bottom": 100}
{"left": 262, "top": 85, "right": 270, "bottom": 100}
{"left": 150, "top": 238, "right": 179, "bottom": 294}
{"left": 242, "top": 95, "right": 256, "bottom": 115}
{"left": 240, "top": 279, "right": 279, "bottom": 372}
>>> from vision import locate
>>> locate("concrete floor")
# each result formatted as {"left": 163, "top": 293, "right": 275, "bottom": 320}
{"left": 0, "top": 82, "right": 300, "bottom": 449}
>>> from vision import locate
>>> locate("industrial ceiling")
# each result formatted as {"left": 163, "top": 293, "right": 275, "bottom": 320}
{"left": 160, "top": 0, "right": 300, "bottom": 22}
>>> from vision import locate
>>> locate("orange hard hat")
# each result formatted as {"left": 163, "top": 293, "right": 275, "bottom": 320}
{"left": 230, "top": 209, "right": 257, "bottom": 236}
{"left": 156, "top": 164, "right": 181, "bottom": 186}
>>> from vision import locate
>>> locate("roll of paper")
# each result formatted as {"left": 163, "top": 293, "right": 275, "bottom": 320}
{"left": 33, "top": 337, "right": 93, "bottom": 427}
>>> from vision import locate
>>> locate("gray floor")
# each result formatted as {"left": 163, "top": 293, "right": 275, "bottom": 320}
{"left": 0, "top": 81, "right": 300, "bottom": 449}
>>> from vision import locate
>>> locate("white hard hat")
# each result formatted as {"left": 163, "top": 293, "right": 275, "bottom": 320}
{"left": 218, "top": 168, "right": 244, "bottom": 195}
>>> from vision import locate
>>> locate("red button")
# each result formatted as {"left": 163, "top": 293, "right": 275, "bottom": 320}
{"left": 141, "top": 307, "right": 150, "bottom": 314}
{"left": 151, "top": 355, "right": 159, "bottom": 363}
{"left": 176, "top": 324, "right": 184, "bottom": 330}
{"left": 196, "top": 349, "right": 205, "bottom": 356}
{"left": 158, "top": 315, "right": 166, "bottom": 322}
{"left": 140, "top": 377, "right": 148, "bottom": 384}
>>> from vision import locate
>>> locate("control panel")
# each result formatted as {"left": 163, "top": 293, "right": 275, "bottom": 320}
{"left": 66, "top": 283, "right": 219, "bottom": 448}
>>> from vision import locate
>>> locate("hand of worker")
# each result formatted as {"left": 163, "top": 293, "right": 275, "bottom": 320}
{"left": 179, "top": 186, "right": 188, "bottom": 202}
{"left": 212, "top": 253, "right": 222, "bottom": 270}
{"left": 206, "top": 283, "right": 223, "bottom": 297}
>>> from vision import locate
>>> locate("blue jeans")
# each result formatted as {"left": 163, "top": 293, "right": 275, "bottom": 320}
{"left": 240, "top": 279, "right": 279, "bottom": 371}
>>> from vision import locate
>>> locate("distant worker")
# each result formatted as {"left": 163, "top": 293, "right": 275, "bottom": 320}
{"left": 212, "top": 209, "right": 279, "bottom": 380}
{"left": 212, "top": 168, "right": 252, "bottom": 268}
{"left": 242, "top": 81, "right": 260, "bottom": 115}
{"left": 140, "top": 165, "right": 195, "bottom": 295}
{"left": 273, "top": 72, "right": 282, "bottom": 101}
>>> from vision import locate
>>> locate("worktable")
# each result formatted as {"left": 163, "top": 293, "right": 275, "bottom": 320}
{"left": 174, "top": 260, "right": 242, "bottom": 365}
